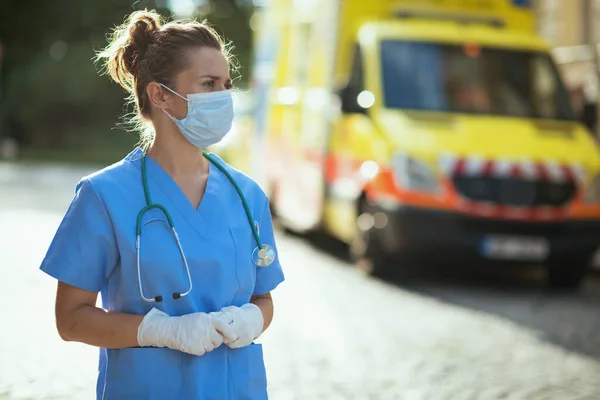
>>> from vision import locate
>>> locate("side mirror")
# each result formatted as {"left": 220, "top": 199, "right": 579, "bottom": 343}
{"left": 339, "top": 86, "right": 367, "bottom": 114}
{"left": 581, "top": 102, "right": 597, "bottom": 133}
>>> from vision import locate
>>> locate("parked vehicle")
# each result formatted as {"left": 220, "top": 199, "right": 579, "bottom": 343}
{"left": 228, "top": 0, "right": 600, "bottom": 289}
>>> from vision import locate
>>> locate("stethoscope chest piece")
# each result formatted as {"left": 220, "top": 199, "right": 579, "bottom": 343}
{"left": 137, "top": 152, "right": 278, "bottom": 303}
{"left": 253, "top": 244, "right": 276, "bottom": 267}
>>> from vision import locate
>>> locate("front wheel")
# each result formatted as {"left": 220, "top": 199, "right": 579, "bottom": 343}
{"left": 545, "top": 256, "right": 590, "bottom": 291}
{"left": 350, "top": 198, "right": 393, "bottom": 278}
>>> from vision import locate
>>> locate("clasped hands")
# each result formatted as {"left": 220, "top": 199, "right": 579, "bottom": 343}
{"left": 137, "top": 303, "right": 264, "bottom": 356}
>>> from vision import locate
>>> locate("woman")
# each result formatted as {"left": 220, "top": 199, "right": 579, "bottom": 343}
{"left": 39, "top": 9, "right": 284, "bottom": 400}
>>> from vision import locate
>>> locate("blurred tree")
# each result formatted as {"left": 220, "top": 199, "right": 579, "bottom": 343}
{"left": 0, "top": 0, "right": 168, "bottom": 162}
{"left": 198, "top": 0, "right": 255, "bottom": 87}
{"left": 0, "top": 0, "right": 256, "bottom": 163}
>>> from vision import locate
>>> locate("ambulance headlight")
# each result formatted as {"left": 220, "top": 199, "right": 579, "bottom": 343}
{"left": 392, "top": 153, "right": 440, "bottom": 194}
{"left": 584, "top": 173, "right": 600, "bottom": 204}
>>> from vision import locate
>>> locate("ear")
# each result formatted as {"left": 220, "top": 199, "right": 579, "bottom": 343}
{"left": 146, "top": 82, "right": 171, "bottom": 110}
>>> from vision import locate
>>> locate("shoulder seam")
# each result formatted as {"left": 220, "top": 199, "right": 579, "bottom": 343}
{"left": 81, "top": 178, "right": 117, "bottom": 234}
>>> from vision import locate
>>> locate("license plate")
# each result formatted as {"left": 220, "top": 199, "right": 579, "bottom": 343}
{"left": 480, "top": 235, "right": 549, "bottom": 261}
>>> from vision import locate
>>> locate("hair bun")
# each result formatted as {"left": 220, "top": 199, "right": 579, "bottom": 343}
{"left": 123, "top": 11, "right": 162, "bottom": 76}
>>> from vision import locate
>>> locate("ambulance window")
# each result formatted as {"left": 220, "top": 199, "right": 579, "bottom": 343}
{"left": 531, "top": 57, "right": 566, "bottom": 119}
{"left": 380, "top": 40, "right": 575, "bottom": 121}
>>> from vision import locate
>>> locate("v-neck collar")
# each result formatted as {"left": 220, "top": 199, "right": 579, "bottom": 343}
{"left": 128, "top": 147, "right": 221, "bottom": 238}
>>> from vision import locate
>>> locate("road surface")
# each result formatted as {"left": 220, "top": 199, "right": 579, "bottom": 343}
{"left": 1, "top": 161, "right": 600, "bottom": 400}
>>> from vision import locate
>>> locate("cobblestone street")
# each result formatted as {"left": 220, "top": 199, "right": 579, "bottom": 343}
{"left": 2, "top": 162, "right": 600, "bottom": 399}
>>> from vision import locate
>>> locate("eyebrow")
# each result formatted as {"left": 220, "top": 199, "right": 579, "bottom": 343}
{"left": 200, "top": 75, "right": 231, "bottom": 82}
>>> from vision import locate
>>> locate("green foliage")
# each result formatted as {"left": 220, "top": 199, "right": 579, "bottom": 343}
{"left": 201, "top": 0, "right": 254, "bottom": 87}
{"left": 0, "top": 0, "right": 254, "bottom": 162}
{"left": 0, "top": 0, "right": 164, "bottom": 154}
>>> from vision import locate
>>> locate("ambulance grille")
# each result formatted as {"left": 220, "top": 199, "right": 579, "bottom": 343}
{"left": 452, "top": 176, "right": 577, "bottom": 207}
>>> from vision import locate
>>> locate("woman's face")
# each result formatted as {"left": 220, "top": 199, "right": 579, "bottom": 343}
{"left": 167, "top": 46, "right": 232, "bottom": 120}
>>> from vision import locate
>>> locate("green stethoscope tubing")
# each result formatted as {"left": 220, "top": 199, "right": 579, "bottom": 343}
{"left": 135, "top": 151, "right": 275, "bottom": 303}
{"left": 136, "top": 151, "right": 261, "bottom": 246}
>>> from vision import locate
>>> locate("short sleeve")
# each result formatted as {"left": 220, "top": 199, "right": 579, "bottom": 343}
{"left": 40, "top": 179, "right": 118, "bottom": 293}
{"left": 253, "top": 198, "right": 285, "bottom": 296}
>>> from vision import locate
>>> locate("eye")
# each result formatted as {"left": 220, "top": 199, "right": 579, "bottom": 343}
{"left": 203, "top": 80, "right": 215, "bottom": 88}
{"left": 225, "top": 82, "right": 233, "bottom": 90}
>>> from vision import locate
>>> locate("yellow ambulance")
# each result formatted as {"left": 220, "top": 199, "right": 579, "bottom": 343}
{"left": 240, "top": 0, "right": 600, "bottom": 289}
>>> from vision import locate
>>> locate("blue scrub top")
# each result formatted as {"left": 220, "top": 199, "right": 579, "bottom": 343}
{"left": 40, "top": 147, "right": 285, "bottom": 400}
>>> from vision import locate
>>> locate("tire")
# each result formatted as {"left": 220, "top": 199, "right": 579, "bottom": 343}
{"left": 350, "top": 198, "right": 393, "bottom": 278}
{"left": 545, "top": 256, "right": 590, "bottom": 291}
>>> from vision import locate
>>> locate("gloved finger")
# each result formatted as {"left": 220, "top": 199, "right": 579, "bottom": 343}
{"left": 209, "top": 326, "right": 224, "bottom": 349}
{"left": 220, "top": 307, "right": 239, "bottom": 325}
{"left": 223, "top": 335, "right": 237, "bottom": 345}
{"left": 226, "top": 337, "right": 248, "bottom": 349}
{"left": 212, "top": 317, "right": 237, "bottom": 342}
{"left": 210, "top": 311, "right": 235, "bottom": 330}
{"left": 146, "top": 307, "right": 169, "bottom": 319}
{"left": 219, "top": 326, "right": 237, "bottom": 345}
{"left": 210, "top": 308, "right": 231, "bottom": 320}
{"left": 182, "top": 343, "right": 205, "bottom": 357}
{"left": 203, "top": 330, "right": 217, "bottom": 353}
{"left": 204, "top": 341, "right": 215, "bottom": 353}
{"left": 193, "top": 347, "right": 207, "bottom": 357}
{"left": 214, "top": 320, "right": 238, "bottom": 342}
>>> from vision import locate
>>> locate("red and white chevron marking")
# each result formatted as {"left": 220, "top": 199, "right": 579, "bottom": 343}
{"left": 437, "top": 153, "right": 586, "bottom": 221}
{"left": 439, "top": 153, "right": 586, "bottom": 184}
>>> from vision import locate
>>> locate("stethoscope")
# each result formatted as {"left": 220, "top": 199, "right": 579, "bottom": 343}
{"left": 136, "top": 151, "right": 276, "bottom": 303}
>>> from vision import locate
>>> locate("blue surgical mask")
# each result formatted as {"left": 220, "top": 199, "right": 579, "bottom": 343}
{"left": 161, "top": 84, "right": 234, "bottom": 149}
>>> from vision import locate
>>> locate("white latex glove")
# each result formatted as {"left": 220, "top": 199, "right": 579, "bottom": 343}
{"left": 210, "top": 303, "right": 264, "bottom": 349}
{"left": 137, "top": 308, "right": 228, "bottom": 356}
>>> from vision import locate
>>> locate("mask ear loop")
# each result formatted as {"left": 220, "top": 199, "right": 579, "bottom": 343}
{"left": 160, "top": 83, "right": 189, "bottom": 120}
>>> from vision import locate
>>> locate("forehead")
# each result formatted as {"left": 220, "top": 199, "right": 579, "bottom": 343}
{"left": 182, "top": 46, "right": 230, "bottom": 78}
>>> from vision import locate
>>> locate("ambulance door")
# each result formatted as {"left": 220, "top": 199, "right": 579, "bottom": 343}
{"left": 273, "top": 0, "right": 338, "bottom": 232}
{"left": 270, "top": 17, "right": 318, "bottom": 231}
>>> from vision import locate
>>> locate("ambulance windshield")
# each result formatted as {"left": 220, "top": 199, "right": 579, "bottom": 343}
{"left": 381, "top": 40, "right": 575, "bottom": 121}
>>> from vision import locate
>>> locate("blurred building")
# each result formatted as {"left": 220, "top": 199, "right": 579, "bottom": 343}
{"left": 536, "top": 0, "right": 599, "bottom": 131}
{"left": 537, "top": 0, "right": 593, "bottom": 87}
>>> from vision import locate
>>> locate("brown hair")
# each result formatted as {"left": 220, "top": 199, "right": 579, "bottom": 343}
{"left": 96, "top": 9, "right": 234, "bottom": 145}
